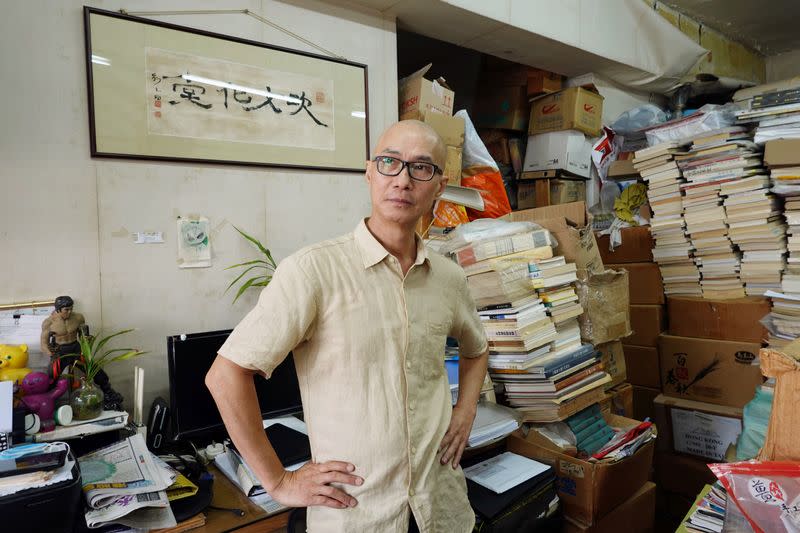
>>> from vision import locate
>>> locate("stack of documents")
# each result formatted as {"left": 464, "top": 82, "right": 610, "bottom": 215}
{"left": 467, "top": 402, "right": 521, "bottom": 448}
{"left": 78, "top": 434, "right": 177, "bottom": 530}
{"left": 0, "top": 442, "right": 73, "bottom": 498}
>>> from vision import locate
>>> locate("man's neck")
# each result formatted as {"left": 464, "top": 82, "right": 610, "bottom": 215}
{"left": 365, "top": 216, "right": 418, "bottom": 273}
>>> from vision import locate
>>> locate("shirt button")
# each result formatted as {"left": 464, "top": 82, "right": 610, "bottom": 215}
{"left": 411, "top": 446, "right": 417, "bottom": 454}
{"left": 406, "top": 361, "right": 411, "bottom": 369}
{"left": 409, "top": 403, "right": 415, "bottom": 411}
{"left": 409, "top": 488, "right": 415, "bottom": 496}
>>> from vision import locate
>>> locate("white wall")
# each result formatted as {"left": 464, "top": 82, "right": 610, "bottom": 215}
{"left": 766, "top": 50, "right": 800, "bottom": 82}
{"left": 1, "top": 0, "right": 397, "bottom": 411}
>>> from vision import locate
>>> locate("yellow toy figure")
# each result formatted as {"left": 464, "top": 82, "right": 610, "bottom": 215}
{"left": 0, "top": 344, "right": 33, "bottom": 384}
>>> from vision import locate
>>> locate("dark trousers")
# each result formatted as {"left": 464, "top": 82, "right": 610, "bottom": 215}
{"left": 408, "top": 513, "right": 420, "bottom": 533}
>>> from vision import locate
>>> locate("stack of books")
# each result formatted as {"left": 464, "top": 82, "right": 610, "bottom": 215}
{"left": 634, "top": 142, "right": 702, "bottom": 296}
{"left": 675, "top": 130, "right": 763, "bottom": 299}
{"left": 734, "top": 79, "right": 800, "bottom": 144}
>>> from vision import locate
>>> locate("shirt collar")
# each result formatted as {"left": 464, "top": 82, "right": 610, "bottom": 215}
{"left": 354, "top": 218, "right": 429, "bottom": 269}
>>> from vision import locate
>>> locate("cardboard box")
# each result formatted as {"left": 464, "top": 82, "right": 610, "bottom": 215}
{"left": 422, "top": 112, "right": 464, "bottom": 147}
{"left": 473, "top": 85, "right": 529, "bottom": 131}
{"left": 764, "top": 138, "right": 800, "bottom": 168}
{"left": 607, "top": 262, "right": 663, "bottom": 305}
{"left": 654, "top": 452, "right": 717, "bottom": 499}
{"left": 658, "top": 334, "right": 763, "bottom": 408}
{"left": 596, "top": 340, "right": 627, "bottom": 389}
{"left": 607, "top": 159, "right": 639, "bottom": 180}
{"left": 506, "top": 201, "right": 604, "bottom": 276}
{"left": 623, "top": 304, "right": 666, "bottom": 347}
{"left": 563, "top": 482, "right": 655, "bottom": 533}
{"left": 507, "top": 414, "right": 656, "bottom": 526}
{"left": 398, "top": 64, "right": 454, "bottom": 120}
{"left": 479, "top": 129, "right": 512, "bottom": 166}
{"left": 529, "top": 87, "right": 604, "bottom": 137}
{"left": 596, "top": 226, "right": 654, "bottom": 264}
{"left": 527, "top": 69, "right": 563, "bottom": 98}
{"left": 653, "top": 394, "right": 743, "bottom": 461}
{"left": 600, "top": 382, "right": 634, "bottom": 418}
{"left": 666, "top": 296, "right": 770, "bottom": 343}
{"left": 443, "top": 145, "right": 462, "bottom": 185}
{"left": 632, "top": 385, "right": 660, "bottom": 422}
{"left": 517, "top": 178, "right": 586, "bottom": 209}
{"left": 523, "top": 131, "right": 593, "bottom": 178}
{"left": 624, "top": 345, "right": 661, "bottom": 388}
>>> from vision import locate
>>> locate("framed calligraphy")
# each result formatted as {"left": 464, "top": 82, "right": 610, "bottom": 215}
{"left": 84, "top": 7, "right": 369, "bottom": 171}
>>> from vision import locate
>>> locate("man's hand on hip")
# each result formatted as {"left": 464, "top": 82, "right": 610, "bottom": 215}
{"left": 270, "top": 461, "right": 362, "bottom": 509}
{"left": 438, "top": 404, "right": 476, "bottom": 469}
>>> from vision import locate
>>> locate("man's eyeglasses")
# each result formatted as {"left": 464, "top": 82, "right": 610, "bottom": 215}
{"left": 372, "top": 156, "right": 442, "bottom": 182}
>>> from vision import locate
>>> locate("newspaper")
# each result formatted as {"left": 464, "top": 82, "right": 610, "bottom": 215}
{"left": 78, "top": 434, "right": 176, "bottom": 529}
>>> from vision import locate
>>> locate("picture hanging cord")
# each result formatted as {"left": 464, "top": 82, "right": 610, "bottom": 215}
{"left": 119, "top": 8, "right": 347, "bottom": 60}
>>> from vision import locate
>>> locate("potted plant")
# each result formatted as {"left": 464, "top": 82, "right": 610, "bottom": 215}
{"left": 225, "top": 226, "right": 278, "bottom": 303}
{"left": 67, "top": 329, "right": 147, "bottom": 420}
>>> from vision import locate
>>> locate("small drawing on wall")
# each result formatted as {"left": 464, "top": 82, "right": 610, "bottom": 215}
{"left": 177, "top": 216, "right": 211, "bottom": 269}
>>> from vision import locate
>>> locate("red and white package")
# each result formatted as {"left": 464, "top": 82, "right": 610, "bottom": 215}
{"left": 709, "top": 461, "right": 800, "bottom": 533}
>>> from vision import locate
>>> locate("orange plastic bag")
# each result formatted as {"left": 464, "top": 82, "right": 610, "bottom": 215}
{"left": 433, "top": 200, "right": 470, "bottom": 227}
{"left": 461, "top": 167, "right": 512, "bottom": 221}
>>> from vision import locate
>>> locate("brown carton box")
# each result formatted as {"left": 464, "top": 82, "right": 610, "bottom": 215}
{"left": 563, "top": 482, "right": 655, "bottom": 533}
{"left": 632, "top": 385, "right": 660, "bottom": 422}
{"left": 474, "top": 85, "right": 530, "bottom": 131}
{"left": 443, "top": 145, "right": 462, "bottom": 185}
{"left": 653, "top": 394, "right": 743, "bottom": 461}
{"left": 507, "top": 414, "right": 656, "bottom": 526}
{"left": 398, "top": 64, "right": 454, "bottom": 119}
{"left": 666, "top": 296, "right": 770, "bottom": 343}
{"left": 623, "top": 304, "right": 666, "bottom": 347}
{"left": 527, "top": 69, "right": 563, "bottom": 98}
{"left": 654, "top": 452, "right": 717, "bottom": 499}
{"left": 577, "top": 270, "right": 632, "bottom": 345}
{"left": 506, "top": 201, "right": 604, "bottom": 276}
{"left": 599, "top": 382, "right": 634, "bottom": 418}
{"left": 596, "top": 340, "right": 627, "bottom": 389}
{"left": 624, "top": 345, "right": 661, "bottom": 388}
{"left": 517, "top": 178, "right": 586, "bottom": 209}
{"left": 764, "top": 138, "right": 800, "bottom": 167}
{"left": 607, "top": 262, "right": 664, "bottom": 305}
{"left": 530, "top": 87, "right": 604, "bottom": 137}
{"left": 658, "top": 334, "right": 763, "bottom": 408}
{"left": 596, "top": 227, "right": 654, "bottom": 264}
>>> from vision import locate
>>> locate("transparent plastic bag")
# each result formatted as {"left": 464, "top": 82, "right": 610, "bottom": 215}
{"left": 611, "top": 104, "right": 669, "bottom": 134}
{"left": 438, "top": 218, "right": 556, "bottom": 256}
{"left": 644, "top": 103, "right": 738, "bottom": 145}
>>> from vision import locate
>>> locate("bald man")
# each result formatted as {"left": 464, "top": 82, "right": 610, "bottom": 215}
{"left": 206, "top": 120, "right": 489, "bottom": 532}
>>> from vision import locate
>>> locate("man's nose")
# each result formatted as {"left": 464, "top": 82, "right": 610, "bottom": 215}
{"left": 392, "top": 165, "right": 414, "bottom": 188}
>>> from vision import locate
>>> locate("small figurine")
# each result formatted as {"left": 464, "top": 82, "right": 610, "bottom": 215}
{"left": 40, "top": 295, "right": 125, "bottom": 411}
{"left": 0, "top": 344, "right": 33, "bottom": 384}
{"left": 20, "top": 372, "right": 69, "bottom": 432}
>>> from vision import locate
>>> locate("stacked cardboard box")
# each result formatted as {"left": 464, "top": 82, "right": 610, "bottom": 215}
{"left": 596, "top": 226, "right": 666, "bottom": 420}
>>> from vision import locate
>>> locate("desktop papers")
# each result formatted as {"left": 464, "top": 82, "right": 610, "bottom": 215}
{"left": 468, "top": 402, "right": 521, "bottom": 448}
{"left": 464, "top": 452, "right": 550, "bottom": 494}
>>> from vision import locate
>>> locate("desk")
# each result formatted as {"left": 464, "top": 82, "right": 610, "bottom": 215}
{"left": 196, "top": 465, "right": 289, "bottom": 533}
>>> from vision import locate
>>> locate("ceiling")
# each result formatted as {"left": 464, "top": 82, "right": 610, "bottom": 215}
{"left": 662, "top": 0, "right": 800, "bottom": 55}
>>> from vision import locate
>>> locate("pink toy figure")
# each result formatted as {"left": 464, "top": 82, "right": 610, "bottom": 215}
{"left": 20, "top": 372, "right": 69, "bottom": 433}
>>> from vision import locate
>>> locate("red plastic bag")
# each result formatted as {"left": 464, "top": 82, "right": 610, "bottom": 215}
{"left": 709, "top": 461, "right": 800, "bottom": 533}
{"left": 460, "top": 167, "right": 512, "bottom": 221}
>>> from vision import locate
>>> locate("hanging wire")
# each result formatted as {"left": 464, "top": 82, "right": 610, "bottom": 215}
{"left": 119, "top": 8, "right": 347, "bottom": 60}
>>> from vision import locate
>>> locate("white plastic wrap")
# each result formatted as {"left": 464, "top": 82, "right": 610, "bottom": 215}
{"left": 455, "top": 109, "right": 498, "bottom": 170}
{"left": 644, "top": 103, "right": 738, "bottom": 146}
{"left": 438, "top": 218, "right": 557, "bottom": 256}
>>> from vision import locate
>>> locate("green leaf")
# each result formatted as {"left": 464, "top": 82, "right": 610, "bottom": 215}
{"left": 92, "top": 329, "right": 135, "bottom": 359}
{"left": 224, "top": 259, "right": 270, "bottom": 271}
{"left": 106, "top": 350, "right": 148, "bottom": 365}
{"left": 224, "top": 264, "right": 265, "bottom": 294}
{"left": 232, "top": 276, "right": 262, "bottom": 303}
{"left": 233, "top": 225, "right": 277, "bottom": 269}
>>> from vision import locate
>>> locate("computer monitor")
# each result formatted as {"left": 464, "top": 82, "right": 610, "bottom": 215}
{"left": 167, "top": 329, "right": 303, "bottom": 443}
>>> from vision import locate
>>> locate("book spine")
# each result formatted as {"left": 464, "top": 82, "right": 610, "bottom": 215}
{"left": 554, "top": 363, "right": 603, "bottom": 391}
{"left": 542, "top": 348, "right": 596, "bottom": 378}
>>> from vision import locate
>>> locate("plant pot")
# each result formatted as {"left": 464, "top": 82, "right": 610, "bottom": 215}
{"left": 71, "top": 377, "right": 104, "bottom": 420}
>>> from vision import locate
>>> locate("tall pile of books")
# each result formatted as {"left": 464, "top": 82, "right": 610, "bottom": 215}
{"left": 733, "top": 78, "right": 800, "bottom": 145}
{"left": 675, "top": 127, "right": 765, "bottom": 298}
{"left": 455, "top": 226, "right": 610, "bottom": 423}
{"left": 633, "top": 142, "right": 702, "bottom": 296}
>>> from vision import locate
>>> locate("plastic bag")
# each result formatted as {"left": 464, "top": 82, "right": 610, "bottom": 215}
{"left": 611, "top": 104, "right": 669, "bottom": 134}
{"left": 644, "top": 103, "right": 738, "bottom": 146}
{"left": 736, "top": 386, "right": 775, "bottom": 461}
{"left": 709, "top": 461, "right": 800, "bottom": 533}
{"left": 432, "top": 200, "right": 470, "bottom": 228}
{"left": 438, "top": 218, "right": 556, "bottom": 256}
{"left": 455, "top": 109, "right": 511, "bottom": 220}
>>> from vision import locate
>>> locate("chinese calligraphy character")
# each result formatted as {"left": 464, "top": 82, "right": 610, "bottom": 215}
{"left": 287, "top": 91, "right": 328, "bottom": 127}
{"left": 169, "top": 83, "right": 213, "bottom": 109}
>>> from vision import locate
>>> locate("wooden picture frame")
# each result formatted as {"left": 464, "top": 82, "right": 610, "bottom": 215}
{"left": 84, "top": 7, "right": 369, "bottom": 172}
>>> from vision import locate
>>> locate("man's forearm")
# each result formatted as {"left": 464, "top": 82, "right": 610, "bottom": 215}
{"left": 206, "top": 356, "right": 285, "bottom": 492}
{"left": 455, "top": 350, "right": 489, "bottom": 410}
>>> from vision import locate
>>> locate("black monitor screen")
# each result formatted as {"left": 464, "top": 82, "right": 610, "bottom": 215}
{"left": 167, "top": 329, "right": 302, "bottom": 442}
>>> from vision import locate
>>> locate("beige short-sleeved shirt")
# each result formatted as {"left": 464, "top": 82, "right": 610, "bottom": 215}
{"left": 219, "top": 219, "right": 488, "bottom": 533}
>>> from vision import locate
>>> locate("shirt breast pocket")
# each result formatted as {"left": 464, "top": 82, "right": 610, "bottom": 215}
{"left": 425, "top": 321, "right": 450, "bottom": 375}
